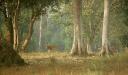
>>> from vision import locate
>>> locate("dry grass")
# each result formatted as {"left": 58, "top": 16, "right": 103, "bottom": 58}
{"left": 0, "top": 51, "right": 128, "bottom": 75}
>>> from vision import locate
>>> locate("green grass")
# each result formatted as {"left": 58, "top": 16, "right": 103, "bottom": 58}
{"left": 0, "top": 51, "right": 128, "bottom": 75}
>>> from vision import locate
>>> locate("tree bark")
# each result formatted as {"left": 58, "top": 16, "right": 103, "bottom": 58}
{"left": 45, "top": 11, "right": 48, "bottom": 50}
{"left": 21, "top": 7, "right": 45, "bottom": 51}
{"left": 70, "top": 0, "right": 85, "bottom": 55}
{"left": 21, "top": 15, "right": 36, "bottom": 51}
{"left": 71, "top": 21, "right": 77, "bottom": 55}
{"left": 0, "top": 12, "right": 24, "bottom": 66}
{"left": 12, "top": 0, "right": 20, "bottom": 51}
{"left": 100, "top": 0, "right": 110, "bottom": 56}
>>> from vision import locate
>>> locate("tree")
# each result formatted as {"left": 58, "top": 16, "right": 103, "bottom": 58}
{"left": 82, "top": 0, "right": 102, "bottom": 55}
{"left": 21, "top": 0, "right": 58, "bottom": 51}
{"left": 12, "top": 0, "right": 20, "bottom": 51}
{"left": 70, "top": 0, "right": 85, "bottom": 55}
{"left": 99, "top": 0, "right": 110, "bottom": 56}
{"left": 0, "top": 0, "right": 58, "bottom": 65}
{"left": 21, "top": 9, "right": 41, "bottom": 51}
{"left": 0, "top": 0, "right": 25, "bottom": 65}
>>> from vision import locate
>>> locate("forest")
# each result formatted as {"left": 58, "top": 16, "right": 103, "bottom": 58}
{"left": 0, "top": 0, "right": 128, "bottom": 75}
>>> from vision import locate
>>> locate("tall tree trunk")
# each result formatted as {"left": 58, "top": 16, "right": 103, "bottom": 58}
{"left": 21, "top": 7, "right": 44, "bottom": 51}
{"left": 21, "top": 15, "right": 36, "bottom": 51}
{"left": 38, "top": 15, "right": 42, "bottom": 50}
{"left": 41, "top": 13, "right": 48, "bottom": 50}
{"left": 71, "top": 21, "right": 77, "bottom": 54}
{"left": 38, "top": 14, "right": 47, "bottom": 50}
{"left": 70, "top": 0, "right": 84, "bottom": 55}
{"left": 100, "top": 0, "right": 110, "bottom": 56}
{"left": 0, "top": 9, "right": 24, "bottom": 66}
{"left": 12, "top": 0, "right": 20, "bottom": 51}
{"left": 0, "top": 0, "right": 24, "bottom": 66}
{"left": 45, "top": 11, "right": 48, "bottom": 50}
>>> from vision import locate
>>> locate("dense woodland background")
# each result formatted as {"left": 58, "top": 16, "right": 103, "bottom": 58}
{"left": 0, "top": 0, "right": 128, "bottom": 69}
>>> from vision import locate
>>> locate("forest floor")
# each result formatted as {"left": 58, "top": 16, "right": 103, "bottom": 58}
{"left": 0, "top": 51, "right": 128, "bottom": 75}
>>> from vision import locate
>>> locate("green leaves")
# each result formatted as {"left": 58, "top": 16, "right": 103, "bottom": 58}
{"left": 21, "top": 0, "right": 58, "bottom": 9}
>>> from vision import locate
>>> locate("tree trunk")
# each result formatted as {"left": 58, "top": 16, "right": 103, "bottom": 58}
{"left": 0, "top": 0, "right": 24, "bottom": 66}
{"left": 12, "top": 0, "right": 20, "bottom": 51}
{"left": 0, "top": 15, "right": 24, "bottom": 66}
{"left": 100, "top": 0, "right": 110, "bottom": 56}
{"left": 41, "top": 13, "right": 48, "bottom": 50}
{"left": 38, "top": 15, "right": 42, "bottom": 50}
{"left": 45, "top": 11, "right": 48, "bottom": 50}
{"left": 70, "top": 21, "right": 77, "bottom": 55}
{"left": 21, "top": 7, "right": 44, "bottom": 51}
{"left": 70, "top": 0, "right": 84, "bottom": 55}
{"left": 21, "top": 15, "right": 36, "bottom": 51}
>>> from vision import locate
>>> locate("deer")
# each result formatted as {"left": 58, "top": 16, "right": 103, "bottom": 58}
{"left": 47, "top": 45, "right": 57, "bottom": 52}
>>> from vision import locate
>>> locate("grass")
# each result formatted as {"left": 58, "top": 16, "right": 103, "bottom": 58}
{"left": 0, "top": 51, "right": 128, "bottom": 75}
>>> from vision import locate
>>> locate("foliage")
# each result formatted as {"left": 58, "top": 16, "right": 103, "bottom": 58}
{"left": 0, "top": 0, "right": 128, "bottom": 51}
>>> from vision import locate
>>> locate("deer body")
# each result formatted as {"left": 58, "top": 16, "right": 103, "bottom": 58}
{"left": 47, "top": 45, "right": 56, "bottom": 52}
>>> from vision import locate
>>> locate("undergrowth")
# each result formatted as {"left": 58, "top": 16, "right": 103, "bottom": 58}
{"left": 0, "top": 51, "right": 128, "bottom": 75}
